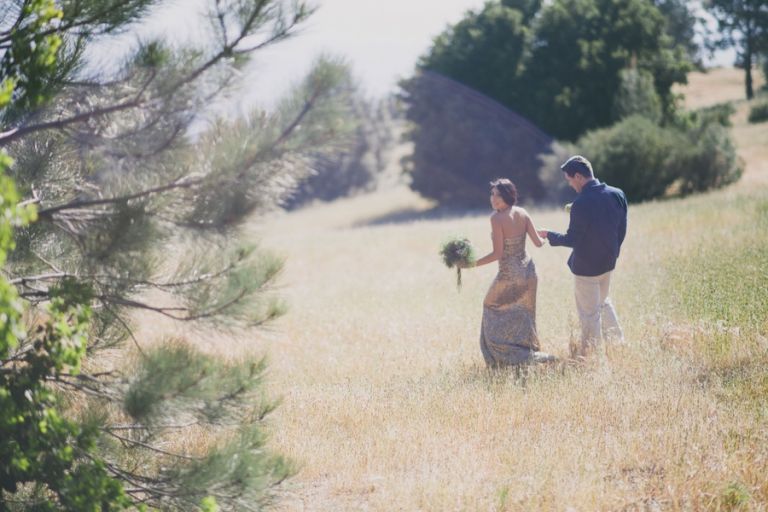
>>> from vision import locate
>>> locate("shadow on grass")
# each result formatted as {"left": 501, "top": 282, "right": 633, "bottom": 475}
{"left": 351, "top": 206, "right": 487, "bottom": 227}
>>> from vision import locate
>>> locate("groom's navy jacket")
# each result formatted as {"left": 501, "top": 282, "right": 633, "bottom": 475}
{"left": 548, "top": 179, "right": 627, "bottom": 277}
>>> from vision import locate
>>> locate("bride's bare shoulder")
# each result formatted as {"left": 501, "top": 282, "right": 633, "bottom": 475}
{"left": 512, "top": 206, "right": 530, "bottom": 219}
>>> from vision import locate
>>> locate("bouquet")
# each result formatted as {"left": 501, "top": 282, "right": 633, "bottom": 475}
{"left": 439, "top": 237, "right": 476, "bottom": 290}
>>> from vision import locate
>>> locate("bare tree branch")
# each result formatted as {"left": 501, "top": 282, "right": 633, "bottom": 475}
{"left": 37, "top": 174, "right": 201, "bottom": 219}
{"left": 0, "top": 96, "right": 144, "bottom": 147}
{"left": 106, "top": 430, "right": 203, "bottom": 461}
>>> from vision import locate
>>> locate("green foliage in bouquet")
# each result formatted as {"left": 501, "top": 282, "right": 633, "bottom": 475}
{"left": 439, "top": 237, "right": 476, "bottom": 290}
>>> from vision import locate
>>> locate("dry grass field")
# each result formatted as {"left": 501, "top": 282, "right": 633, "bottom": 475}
{"left": 154, "top": 68, "right": 768, "bottom": 510}
{"left": 674, "top": 67, "right": 765, "bottom": 110}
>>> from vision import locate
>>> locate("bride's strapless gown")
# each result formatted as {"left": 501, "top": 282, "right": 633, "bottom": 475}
{"left": 480, "top": 234, "right": 553, "bottom": 367}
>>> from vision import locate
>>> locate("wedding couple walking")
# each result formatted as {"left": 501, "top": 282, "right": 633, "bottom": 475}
{"left": 462, "top": 155, "right": 628, "bottom": 367}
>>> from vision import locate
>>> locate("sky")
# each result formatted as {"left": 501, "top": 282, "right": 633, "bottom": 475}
{"left": 114, "top": 0, "right": 491, "bottom": 108}
{"left": 100, "top": 0, "right": 734, "bottom": 109}
{"left": 241, "top": 0, "right": 489, "bottom": 101}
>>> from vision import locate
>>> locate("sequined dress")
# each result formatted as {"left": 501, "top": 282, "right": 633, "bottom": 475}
{"left": 480, "top": 234, "right": 542, "bottom": 367}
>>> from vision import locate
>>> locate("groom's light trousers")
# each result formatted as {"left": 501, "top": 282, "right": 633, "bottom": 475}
{"left": 573, "top": 271, "right": 623, "bottom": 356}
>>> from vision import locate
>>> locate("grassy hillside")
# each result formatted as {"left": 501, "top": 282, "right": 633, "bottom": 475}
{"left": 163, "top": 68, "right": 768, "bottom": 510}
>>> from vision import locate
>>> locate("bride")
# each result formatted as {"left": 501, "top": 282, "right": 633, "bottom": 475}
{"left": 463, "top": 178, "right": 555, "bottom": 367}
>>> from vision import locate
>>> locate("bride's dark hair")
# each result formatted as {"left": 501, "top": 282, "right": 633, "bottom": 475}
{"left": 490, "top": 178, "right": 517, "bottom": 207}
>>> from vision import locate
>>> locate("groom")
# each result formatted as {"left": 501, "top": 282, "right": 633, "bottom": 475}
{"left": 538, "top": 155, "right": 628, "bottom": 357}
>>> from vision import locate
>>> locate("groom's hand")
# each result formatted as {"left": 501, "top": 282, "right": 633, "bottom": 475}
{"left": 537, "top": 229, "right": 549, "bottom": 239}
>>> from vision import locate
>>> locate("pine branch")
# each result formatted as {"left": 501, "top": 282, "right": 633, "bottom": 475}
{"left": 9, "top": 271, "right": 68, "bottom": 285}
{"left": 0, "top": 94, "right": 145, "bottom": 147}
{"left": 34, "top": 86, "right": 321, "bottom": 229}
{"left": 101, "top": 303, "right": 146, "bottom": 357}
{"left": 1, "top": 67, "right": 158, "bottom": 144}
{"left": 12, "top": 287, "right": 51, "bottom": 300}
{"left": 0, "top": 0, "right": 149, "bottom": 45}
{"left": 109, "top": 124, "right": 187, "bottom": 160}
{"left": 49, "top": 377, "right": 118, "bottom": 400}
{"left": 59, "top": 370, "right": 120, "bottom": 381}
{"left": 32, "top": 250, "right": 64, "bottom": 273}
{"left": 213, "top": 0, "right": 229, "bottom": 47}
{"left": 65, "top": 96, "right": 191, "bottom": 150}
{"left": 160, "top": 1, "right": 291, "bottom": 94}
{"left": 105, "top": 421, "right": 200, "bottom": 431}
{"left": 99, "top": 295, "right": 190, "bottom": 317}
{"left": 10, "top": 264, "right": 239, "bottom": 290}
{"left": 98, "top": 287, "right": 249, "bottom": 322}
{"left": 106, "top": 430, "right": 203, "bottom": 461}
{"left": 37, "top": 174, "right": 201, "bottom": 219}
{"left": 97, "top": 459, "right": 182, "bottom": 502}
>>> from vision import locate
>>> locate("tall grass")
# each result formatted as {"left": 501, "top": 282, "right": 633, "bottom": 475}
{"left": 219, "top": 181, "right": 768, "bottom": 511}
{"left": 659, "top": 191, "right": 768, "bottom": 380}
{"left": 139, "top": 69, "right": 768, "bottom": 511}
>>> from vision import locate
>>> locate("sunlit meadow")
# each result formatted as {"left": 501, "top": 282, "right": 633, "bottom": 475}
{"left": 144, "top": 69, "right": 768, "bottom": 511}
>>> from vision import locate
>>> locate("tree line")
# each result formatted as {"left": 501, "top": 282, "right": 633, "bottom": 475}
{"left": 401, "top": 0, "right": 764, "bottom": 206}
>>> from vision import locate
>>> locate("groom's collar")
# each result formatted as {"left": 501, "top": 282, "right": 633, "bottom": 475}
{"left": 582, "top": 178, "right": 601, "bottom": 191}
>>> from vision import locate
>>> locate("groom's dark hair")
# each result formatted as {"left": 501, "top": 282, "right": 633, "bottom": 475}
{"left": 561, "top": 155, "right": 594, "bottom": 178}
{"left": 490, "top": 178, "right": 517, "bottom": 206}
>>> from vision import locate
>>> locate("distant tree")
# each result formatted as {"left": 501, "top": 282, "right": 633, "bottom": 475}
{"left": 653, "top": 0, "right": 704, "bottom": 66}
{"left": 501, "top": 0, "right": 542, "bottom": 21}
{"left": 522, "top": 0, "right": 691, "bottom": 140}
{"left": 285, "top": 81, "right": 397, "bottom": 209}
{"left": 705, "top": 0, "right": 768, "bottom": 99}
{"left": 1, "top": 0, "right": 354, "bottom": 510}
{"left": 611, "top": 68, "right": 663, "bottom": 123}
{"left": 400, "top": 1, "right": 545, "bottom": 207}
{"left": 401, "top": 0, "right": 692, "bottom": 205}
{"left": 400, "top": 71, "right": 550, "bottom": 207}
{"left": 418, "top": 2, "right": 532, "bottom": 110}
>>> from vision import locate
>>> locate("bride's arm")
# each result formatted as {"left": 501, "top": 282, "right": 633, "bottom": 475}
{"left": 473, "top": 214, "right": 504, "bottom": 267}
{"left": 525, "top": 211, "right": 545, "bottom": 247}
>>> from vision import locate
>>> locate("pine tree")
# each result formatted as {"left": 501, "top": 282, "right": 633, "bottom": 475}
{"left": 1, "top": 0, "right": 355, "bottom": 509}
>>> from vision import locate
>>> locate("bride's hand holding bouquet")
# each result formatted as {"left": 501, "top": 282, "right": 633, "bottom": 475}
{"left": 439, "top": 236, "right": 476, "bottom": 290}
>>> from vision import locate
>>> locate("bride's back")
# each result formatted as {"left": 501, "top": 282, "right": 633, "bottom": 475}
{"left": 496, "top": 207, "right": 530, "bottom": 239}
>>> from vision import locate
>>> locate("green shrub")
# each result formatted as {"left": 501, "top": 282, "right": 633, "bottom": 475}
{"left": 573, "top": 113, "right": 741, "bottom": 202}
{"left": 763, "top": 59, "right": 768, "bottom": 91}
{"left": 577, "top": 116, "right": 681, "bottom": 202}
{"left": 671, "top": 120, "right": 742, "bottom": 195}
{"left": 676, "top": 102, "right": 735, "bottom": 129}
{"left": 720, "top": 481, "right": 751, "bottom": 510}
{"left": 748, "top": 101, "right": 768, "bottom": 123}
